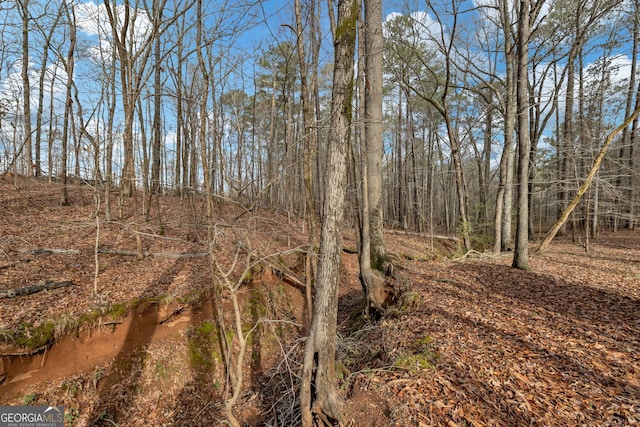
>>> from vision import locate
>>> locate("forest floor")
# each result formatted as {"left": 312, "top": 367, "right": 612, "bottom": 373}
{"left": 0, "top": 177, "right": 639, "bottom": 426}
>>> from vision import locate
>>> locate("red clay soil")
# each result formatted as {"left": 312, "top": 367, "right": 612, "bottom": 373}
{"left": 1, "top": 178, "right": 639, "bottom": 426}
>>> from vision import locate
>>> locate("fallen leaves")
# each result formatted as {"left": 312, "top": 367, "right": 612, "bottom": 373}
{"left": 1, "top": 180, "right": 640, "bottom": 426}
{"left": 340, "top": 232, "right": 640, "bottom": 426}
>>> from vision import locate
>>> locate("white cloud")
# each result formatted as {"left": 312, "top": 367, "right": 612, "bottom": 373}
{"left": 75, "top": 1, "right": 153, "bottom": 63}
{"left": 0, "top": 60, "right": 68, "bottom": 116}
{"left": 384, "top": 10, "right": 443, "bottom": 42}
{"left": 472, "top": 0, "right": 550, "bottom": 29}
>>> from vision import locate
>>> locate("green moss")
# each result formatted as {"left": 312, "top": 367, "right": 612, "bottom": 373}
{"left": 22, "top": 392, "right": 38, "bottom": 405}
{"left": 60, "top": 379, "right": 81, "bottom": 398}
{"left": 225, "top": 329, "right": 235, "bottom": 348}
{"left": 186, "top": 321, "right": 218, "bottom": 376}
{"left": 415, "top": 334, "right": 433, "bottom": 347}
{"left": 65, "top": 407, "right": 80, "bottom": 425}
{"left": 393, "top": 353, "right": 436, "bottom": 374}
{"left": 393, "top": 334, "right": 440, "bottom": 374}
{"left": 176, "top": 289, "right": 210, "bottom": 307}
{"left": 78, "top": 309, "right": 100, "bottom": 325}
{"left": 195, "top": 320, "right": 215, "bottom": 335}
{"left": 241, "top": 270, "right": 254, "bottom": 283}
{"left": 248, "top": 288, "right": 267, "bottom": 318}
{"left": 108, "top": 302, "right": 129, "bottom": 319}
{"left": 14, "top": 321, "right": 55, "bottom": 349}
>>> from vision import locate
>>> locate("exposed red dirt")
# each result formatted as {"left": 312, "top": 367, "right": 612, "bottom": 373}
{"left": 1, "top": 177, "right": 639, "bottom": 426}
{"left": 0, "top": 302, "right": 197, "bottom": 400}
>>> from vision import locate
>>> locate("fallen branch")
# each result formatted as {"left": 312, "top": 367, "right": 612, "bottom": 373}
{"left": 534, "top": 104, "right": 640, "bottom": 255}
{"left": 0, "top": 280, "right": 75, "bottom": 299}
{"left": 453, "top": 249, "right": 504, "bottom": 261}
{"left": 97, "top": 248, "right": 208, "bottom": 258}
{"left": 384, "top": 229, "right": 460, "bottom": 242}
{"left": 265, "top": 264, "right": 307, "bottom": 291}
{"left": 18, "top": 248, "right": 82, "bottom": 255}
{"left": 101, "top": 321, "right": 122, "bottom": 327}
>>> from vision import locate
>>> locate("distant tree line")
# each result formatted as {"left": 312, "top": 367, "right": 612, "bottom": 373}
{"left": 2, "top": 0, "right": 640, "bottom": 423}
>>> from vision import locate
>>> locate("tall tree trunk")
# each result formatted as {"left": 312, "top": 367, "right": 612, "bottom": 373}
{"left": 622, "top": 2, "right": 639, "bottom": 229}
{"left": 35, "top": 8, "right": 63, "bottom": 178}
{"left": 495, "top": 0, "right": 516, "bottom": 253}
{"left": 294, "top": 0, "right": 318, "bottom": 242}
{"left": 60, "top": 2, "right": 76, "bottom": 206}
{"left": 300, "top": 0, "right": 357, "bottom": 424}
{"left": 20, "top": 0, "right": 32, "bottom": 175}
{"left": 365, "top": 0, "right": 386, "bottom": 269}
{"left": 196, "top": 0, "right": 212, "bottom": 218}
{"left": 479, "top": 99, "right": 492, "bottom": 231}
{"left": 103, "top": 0, "right": 135, "bottom": 196}
{"left": 104, "top": 35, "right": 117, "bottom": 222}
{"left": 512, "top": 0, "right": 531, "bottom": 270}
{"left": 174, "top": 18, "right": 185, "bottom": 195}
{"left": 47, "top": 67, "right": 57, "bottom": 182}
{"left": 151, "top": 4, "right": 163, "bottom": 195}
{"left": 311, "top": 0, "right": 322, "bottom": 209}
{"left": 629, "top": 84, "right": 640, "bottom": 230}
{"left": 559, "top": 6, "right": 583, "bottom": 235}
{"left": 357, "top": 0, "right": 386, "bottom": 316}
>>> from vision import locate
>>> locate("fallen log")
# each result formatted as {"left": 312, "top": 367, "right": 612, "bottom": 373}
{"left": 18, "top": 248, "right": 82, "bottom": 255}
{"left": 384, "top": 229, "right": 460, "bottom": 242}
{"left": 0, "top": 280, "right": 75, "bottom": 299}
{"left": 98, "top": 248, "right": 208, "bottom": 258}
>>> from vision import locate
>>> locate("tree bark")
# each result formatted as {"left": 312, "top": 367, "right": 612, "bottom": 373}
{"left": 20, "top": 0, "right": 32, "bottom": 176}
{"left": 365, "top": 0, "right": 386, "bottom": 269}
{"left": 151, "top": 3, "right": 163, "bottom": 195}
{"left": 512, "top": 0, "right": 531, "bottom": 270}
{"left": 357, "top": 2, "right": 386, "bottom": 315}
{"left": 294, "top": 0, "right": 319, "bottom": 232}
{"left": 494, "top": 0, "right": 516, "bottom": 253}
{"left": 300, "top": 0, "right": 357, "bottom": 424}
{"left": 60, "top": 2, "right": 76, "bottom": 206}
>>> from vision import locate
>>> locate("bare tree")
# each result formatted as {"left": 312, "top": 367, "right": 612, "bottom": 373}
{"left": 102, "top": 0, "right": 158, "bottom": 196}
{"left": 535, "top": 105, "right": 640, "bottom": 254}
{"left": 365, "top": 0, "right": 387, "bottom": 268}
{"left": 619, "top": 0, "right": 640, "bottom": 230}
{"left": 294, "top": 0, "right": 319, "bottom": 327}
{"left": 33, "top": 4, "right": 63, "bottom": 178}
{"left": 356, "top": 0, "right": 387, "bottom": 315}
{"left": 493, "top": 0, "right": 517, "bottom": 253}
{"left": 512, "top": 0, "right": 546, "bottom": 269}
{"left": 59, "top": 0, "right": 77, "bottom": 206}
{"left": 150, "top": 0, "right": 163, "bottom": 195}
{"left": 300, "top": 0, "right": 357, "bottom": 423}
{"left": 392, "top": 2, "right": 473, "bottom": 251}
{"left": 18, "top": 0, "right": 32, "bottom": 175}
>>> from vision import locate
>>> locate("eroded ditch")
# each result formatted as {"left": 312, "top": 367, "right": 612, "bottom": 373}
{"left": 0, "top": 302, "right": 204, "bottom": 401}
{"left": 0, "top": 267, "right": 307, "bottom": 408}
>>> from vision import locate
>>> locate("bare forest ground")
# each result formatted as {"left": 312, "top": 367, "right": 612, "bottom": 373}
{"left": 0, "top": 177, "right": 639, "bottom": 426}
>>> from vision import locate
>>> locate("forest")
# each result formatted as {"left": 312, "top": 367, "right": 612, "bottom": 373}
{"left": 0, "top": 0, "right": 639, "bottom": 425}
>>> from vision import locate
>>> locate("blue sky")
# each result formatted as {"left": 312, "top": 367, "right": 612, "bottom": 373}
{"left": 0, "top": 0, "right": 637, "bottom": 177}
